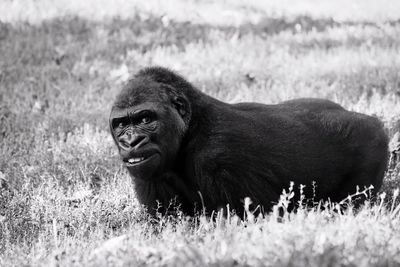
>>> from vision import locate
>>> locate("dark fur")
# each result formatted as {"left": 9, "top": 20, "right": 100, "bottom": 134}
{"left": 110, "top": 67, "right": 389, "bottom": 216}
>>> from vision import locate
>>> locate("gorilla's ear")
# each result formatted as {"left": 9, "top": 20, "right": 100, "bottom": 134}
{"left": 172, "top": 95, "right": 190, "bottom": 118}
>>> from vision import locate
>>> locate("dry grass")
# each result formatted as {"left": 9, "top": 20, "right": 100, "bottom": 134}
{"left": 1, "top": 0, "right": 400, "bottom": 266}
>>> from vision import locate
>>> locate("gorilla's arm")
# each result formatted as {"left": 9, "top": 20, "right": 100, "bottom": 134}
{"left": 133, "top": 173, "right": 200, "bottom": 215}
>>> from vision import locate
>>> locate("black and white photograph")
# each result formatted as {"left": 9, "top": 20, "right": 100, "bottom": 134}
{"left": 1, "top": 0, "right": 400, "bottom": 266}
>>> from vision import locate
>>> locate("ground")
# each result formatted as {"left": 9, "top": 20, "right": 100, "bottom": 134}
{"left": 1, "top": 0, "right": 400, "bottom": 266}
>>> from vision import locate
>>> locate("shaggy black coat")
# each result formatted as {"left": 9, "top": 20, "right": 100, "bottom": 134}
{"left": 110, "top": 67, "right": 389, "bottom": 216}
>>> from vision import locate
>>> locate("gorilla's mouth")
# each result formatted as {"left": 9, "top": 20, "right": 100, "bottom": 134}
{"left": 124, "top": 153, "right": 158, "bottom": 167}
{"left": 128, "top": 157, "right": 145, "bottom": 164}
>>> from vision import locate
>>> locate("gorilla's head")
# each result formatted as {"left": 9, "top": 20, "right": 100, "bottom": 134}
{"left": 109, "top": 68, "right": 191, "bottom": 180}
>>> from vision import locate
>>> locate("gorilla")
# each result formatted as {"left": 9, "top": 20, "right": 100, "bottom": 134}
{"left": 109, "top": 67, "right": 389, "bottom": 216}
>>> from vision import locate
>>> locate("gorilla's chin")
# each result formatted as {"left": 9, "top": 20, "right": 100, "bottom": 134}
{"left": 127, "top": 153, "right": 161, "bottom": 180}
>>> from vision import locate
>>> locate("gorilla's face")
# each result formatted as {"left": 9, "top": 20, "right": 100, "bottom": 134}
{"left": 110, "top": 81, "right": 189, "bottom": 180}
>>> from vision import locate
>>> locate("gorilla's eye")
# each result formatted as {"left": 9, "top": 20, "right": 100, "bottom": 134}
{"left": 137, "top": 111, "right": 155, "bottom": 124}
{"left": 112, "top": 119, "right": 128, "bottom": 130}
{"left": 141, "top": 116, "right": 151, "bottom": 124}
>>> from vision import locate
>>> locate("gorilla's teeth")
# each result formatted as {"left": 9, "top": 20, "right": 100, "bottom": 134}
{"left": 128, "top": 157, "right": 145, "bottom": 163}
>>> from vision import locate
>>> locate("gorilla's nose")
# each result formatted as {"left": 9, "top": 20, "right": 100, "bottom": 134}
{"left": 120, "top": 134, "right": 149, "bottom": 150}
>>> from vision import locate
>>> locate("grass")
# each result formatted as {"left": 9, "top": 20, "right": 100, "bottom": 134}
{"left": 1, "top": 0, "right": 400, "bottom": 266}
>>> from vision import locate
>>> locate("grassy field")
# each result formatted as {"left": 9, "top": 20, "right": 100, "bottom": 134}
{"left": 1, "top": 0, "right": 400, "bottom": 266}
